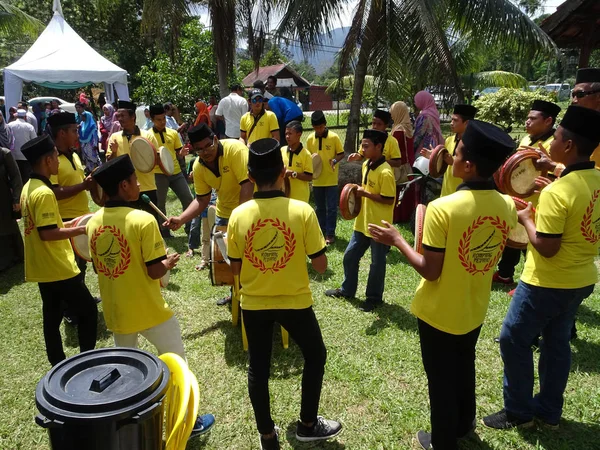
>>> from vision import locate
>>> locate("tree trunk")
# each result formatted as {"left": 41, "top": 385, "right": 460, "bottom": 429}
{"left": 343, "top": 9, "right": 377, "bottom": 154}
{"left": 216, "top": 56, "right": 229, "bottom": 99}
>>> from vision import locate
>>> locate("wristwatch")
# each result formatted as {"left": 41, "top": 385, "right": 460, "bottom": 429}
{"left": 292, "top": 171, "right": 298, "bottom": 179}
{"left": 332, "top": 158, "right": 337, "bottom": 165}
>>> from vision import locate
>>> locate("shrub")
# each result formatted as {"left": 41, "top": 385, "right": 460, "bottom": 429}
{"left": 473, "top": 88, "right": 553, "bottom": 131}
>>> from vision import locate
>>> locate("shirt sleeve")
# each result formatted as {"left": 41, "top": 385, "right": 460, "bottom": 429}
{"left": 33, "top": 190, "right": 60, "bottom": 229}
{"left": 268, "top": 112, "right": 279, "bottom": 132}
{"left": 192, "top": 159, "right": 212, "bottom": 196}
{"left": 379, "top": 168, "right": 396, "bottom": 198}
{"left": 535, "top": 189, "right": 567, "bottom": 236}
{"left": 240, "top": 113, "right": 248, "bottom": 133}
{"left": 215, "top": 100, "right": 224, "bottom": 116}
{"left": 106, "top": 135, "right": 116, "bottom": 157}
{"left": 422, "top": 201, "right": 448, "bottom": 250}
{"left": 304, "top": 207, "right": 326, "bottom": 257}
{"left": 227, "top": 213, "right": 242, "bottom": 260}
{"left": 231, "top": 144, "right": 250, "bottom": 184}
{"left": 173, "top": 131, "right": 183, "bottom": 149}
{"left": 386, "top": 137, "right": 402, "bottom": 159}
{"left": 139, "top": 215, "right": 167, "bottom": 265}
{"left": 334, "top": 134, "right": 344, "bottom": 155}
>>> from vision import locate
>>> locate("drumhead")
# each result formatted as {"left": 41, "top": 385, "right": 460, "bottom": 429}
{"left": 501, "top": 151, "right": 541, "bottom": 198}
{"left": 506, "top": 197, "right": 534, "bottom": 249}
{"left": 160, "top": 270, "right": 170, "bottom": 288}
{"left": 312, "top": 154, "right": 323, "bottom": 179}
{"left": 429, "top": 145, "right": 448, "bottom": 178}
{"left": 130, "top": 137, "right": 157, "bottom": 173}
{"left": 158, "top": 146, "right": 175, "bottom": 176}
{"left": 70, "top": 213, "right": 94, "bottom": 262}
{"left": 414, "top": 204, "right": 426, "bottom": 255}
{"left": 340, "top": 183, "right": 361, "bottom": 220}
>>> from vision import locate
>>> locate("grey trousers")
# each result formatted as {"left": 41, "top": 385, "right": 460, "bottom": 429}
{"left": 155, "top": 172, "right": 194, "bottom": 233}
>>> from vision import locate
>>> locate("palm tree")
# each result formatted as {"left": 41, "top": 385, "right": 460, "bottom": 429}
{"left": 277, "top": 0, "right": 557, "bottom": 153}
{"left": 0, "top": 1, "right": 42, "bottom": 37}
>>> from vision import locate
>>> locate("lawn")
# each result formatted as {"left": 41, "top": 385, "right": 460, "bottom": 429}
{"left": 1, "top": 189, "right": 600, "bottom": 450}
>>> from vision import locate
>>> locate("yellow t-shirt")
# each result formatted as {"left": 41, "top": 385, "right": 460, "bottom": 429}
{"left": 354, "top": 158, "right": 396, "bottom": 237}
{"left": 240, "top": 110, "right": 279, "bottom": 145}
{"left": 411, "top": 185, "right": 518, "bottom": 335}
{"left": 590, "top": 145, "right": 600, "bottom": 169}
{"left": 359, "top": 134, "right": 402, "bottom": 161}
{"left": 521, "top": 163, "right": 600, "bottom": 289}
{"left": 193, "top": 139, "right": 249, "bottom": 219}
{"left": 49, "top": 152, "right": 90, "bottom": 219}
{"left": 227, "top": 192, "right": 326, "bottom": 310}
{"left": 107, "top": 129, "right": 159, "bottom": 192}
{"left": 87, "top": 203, "right": 173, "bottom": 334}
{"left": 150, "top": 127, "right": 183, "bottom": 175}
{"left": 281, "top": 144, "right": 313, "bottom": 203}
{"left": 440, "top": 135, "right": 461, "bottom": 198}
{"left": 306, "top": 130, "right": 344, "bottom": 187}
{"left": 20, "top": 176, "right": 80, "bottom": 283}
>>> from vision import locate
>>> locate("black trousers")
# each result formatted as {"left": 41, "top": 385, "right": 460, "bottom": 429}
{"left": 243, "top": 307, "right": 327, "bottom": 434}
{"left": 497, "top": 246, "right": 526, "bottom": 279}
{"left": 38, "top": 275, "right": 98, "bottom": 366}
{"left": 418, "top": 319, "right": 481, "bottom": 450}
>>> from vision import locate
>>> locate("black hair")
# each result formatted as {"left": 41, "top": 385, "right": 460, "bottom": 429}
{"left": 280, "top": 87, "right": 293, "bottom": 101}
{"left": 31, "top": 149, "right": 56, "bottom": 169}
{"left": 253, "top": 80, "right": 265, "bottom": 89}
{"left": 267, "top": 76, "right": 277, "bottom": 83}
{"left": 249, "top": 162, "right": 284, "bottom": 188}
{"left": 49, "top": 124, "right": 72, "bottom": 139}
{"left": 104, "top": 172, "right": 136, "bottom": 197}
{"left": 75, "top": 101, "right": 85, "bottom": 109}
{"left": 462, "top": 146, "right": 504, "bottom": 178}
{"left": 285, "top": 120, "right": 303, "bottom": 133}
{"left": 537, "top": 111, "right": 557, "bottom": 126}
{"left": 561, "top": 128, "right": 597, "bottom": 157}
{"left": 230, "top": 83, "right": 242, "bottom": 91}
{"left": 454, "top": 114, "right": 471, "bottom": 123}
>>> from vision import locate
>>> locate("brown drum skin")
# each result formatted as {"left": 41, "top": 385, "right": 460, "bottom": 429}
{"left": 414, "top": 204, "right": 426, "bottom": 255}
{"left": 339, "top": 183, "right": 361, "bottom": 220}
{"left": 500, "top": 150, "right": 542, "bottom": 198}
{"left": 209, "top": 225, "right": 234, "bottom": 286}
{"left": 429, "top": 145, "right": 449, "bottom": 178}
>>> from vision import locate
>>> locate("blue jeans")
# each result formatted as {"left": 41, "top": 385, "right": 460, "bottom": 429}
{"left": 313, "top": 186, "right": 338, "bottom": 237}
{"left": 500, "top": 280, "right": 594, "bottom": 423}
{"left": 188, "top": 216, "right": 201, "bottom": 250}
{"left": 215, "top": 216, "right": 229, "bottom": 227}
{"left": 340, "top": 231, "right": 389, "bottom": 303}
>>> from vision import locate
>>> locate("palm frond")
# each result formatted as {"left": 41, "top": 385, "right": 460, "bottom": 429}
{"left": 469, "top": 71, "right": 529, "bottom": 89}
{"left": 0, "top": 1, "right": 43, "bottom": 38}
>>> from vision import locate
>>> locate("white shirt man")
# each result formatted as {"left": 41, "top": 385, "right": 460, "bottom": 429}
{"left": 215, "top": 85, "right": 248, "bottom": 139}
{"left": 7, "top": 112, "right": 37, "bottom": 161}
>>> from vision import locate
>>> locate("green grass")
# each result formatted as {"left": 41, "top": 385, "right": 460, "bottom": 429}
{"left": 1, "top": 190, "right": 600, "bottom": 449}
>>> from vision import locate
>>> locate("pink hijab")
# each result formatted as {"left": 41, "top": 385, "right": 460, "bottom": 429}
{"left": 414, "top": 91, "right": 443, "bottom": 145}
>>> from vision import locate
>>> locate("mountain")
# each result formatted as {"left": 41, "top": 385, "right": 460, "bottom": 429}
{"left": 285, "top": 27, "right": 349, "bottom": 75}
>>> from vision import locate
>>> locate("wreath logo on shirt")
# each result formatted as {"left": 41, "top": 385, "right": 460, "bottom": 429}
{"left": 23, "top": 204, "right": 34, "bottom": 236}
{"left": 90, "top": 225, "right": 131, "bottom": 279}
{"left": 581, "top": 189, "right": 600, "bottom": 244}
{"left": 458, "top": 216, "right": 510, "bottom": 275}
{"left": 244, "top": 218, "right": 296, "bottom": 273}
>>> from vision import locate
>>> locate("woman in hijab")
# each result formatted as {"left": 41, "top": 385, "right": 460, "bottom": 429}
{"left": 75, "top": 101, "right": 101, "bottom": 172}
{"left": 0, "top": 111, "right": 15, "bottom": 150}
{"left": 0, "top": 146, "right": 23, "bottom": 272}
{"left": 413, "top": 91, "right": 443, "bottom": 154}
{"left": 390, "top": 101, "right": 417, "bottom": 222}
{"left": 193, "top": 101, "right": 211, "bottom": 127}
{"left": 99, "top": 104, "right": 114, "bottom": 152}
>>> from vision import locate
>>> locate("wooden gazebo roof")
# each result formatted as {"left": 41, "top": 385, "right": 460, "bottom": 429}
{"left": 540, "top": 0, "right": 600, "bottom": 67}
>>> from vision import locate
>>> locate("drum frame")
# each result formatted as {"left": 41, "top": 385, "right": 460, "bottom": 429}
{"left": 339, "top": 183, "right": 361, "bottom": 220}
{"left": 414, "top": 204, "right": 426, "bottom": 255}
{"left": 157, "top": 146, "right": 175, "bottom": 176}
{"left": 500, "top": 150, "right": 542, "bottom": 198}
{"left": 209, "top": 225, "right": 234, "bottom": 286}
{"left": 130, "top": 137, "right": 157, "bottom": 173}
{"left": 429, "top": 145, "right": 449, "bottom": 178}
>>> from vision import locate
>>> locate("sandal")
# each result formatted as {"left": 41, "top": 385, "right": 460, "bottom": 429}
{"left": 195, "top": 261, "right": 208, "bottom": 271}
{"left": 185, "top": 249, "right": 194, "bottom": 258}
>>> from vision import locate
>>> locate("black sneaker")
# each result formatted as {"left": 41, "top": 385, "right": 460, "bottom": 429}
{"left": 94, "top": 296, "right": 102, "bottom": 304}
{"left": 295, "top": 416, "right": 342, "bottom": 442}
{"left": 482, "top": 409, "right": 534, "bottom": 430}
{"left": 216, "top": 295, "right": 232, "bottom": 306}
{"left": 259, "top": 426, "right": 280, "bottom": 450}
{"left": 416, "top": 430, "right": 432, "bottom": 449}
{"left": 324, "top": 288, "right": 351, "bottom": 299}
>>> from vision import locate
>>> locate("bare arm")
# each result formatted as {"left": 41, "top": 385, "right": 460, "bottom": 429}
{"left": 387, "top": 159, "right": 402, "bottom": 168}
{"left": 271, "top": 130, "right": 280, "bottom": 143}
{"left": 518, "top": 205, "right": 561, "bottom": 258}
{"left": 285, "top": 170, "right": 312, "bottom": 182}
{"left": 52, "top": 176, "right": 92, "bottom": 200}
{"left": 357, "top": 187, "right": 394, "bottom": 205}
{"left": 310, "top": 253, "right": 327, "bottom": 274}
{"left": 239, "top": 132, "right": 247, "bottom": 145}
{"left": 39, "top": 225, "right": 86, "bottom": 241}
{"left": 239, "top": 181, "right": 254, "bottom": 204}
{"left": 164, "top": 195, "right": 210, "bottom": 230}
{"left": 368, "top": 220, "right": 444, "bottom": 281}
{"left": 231, "top": 260, "right": 241, "bottom": 276}
{"left": 146, "top": 253, "right": 180, "bottom": 279}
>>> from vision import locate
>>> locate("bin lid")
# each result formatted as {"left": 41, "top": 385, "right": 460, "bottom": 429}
{"left": 36, "top": 348, "right": 169, "bottom": 423}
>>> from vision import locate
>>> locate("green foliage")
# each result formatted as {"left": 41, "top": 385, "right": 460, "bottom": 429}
{"left": 288, "top": 59, "right": 317, "bottom": 83}
{"left": 133, "top": 22, "right": 218, "bottom": 117}
{"left": 473, "top": 88, "right": 552, "bottom": 130}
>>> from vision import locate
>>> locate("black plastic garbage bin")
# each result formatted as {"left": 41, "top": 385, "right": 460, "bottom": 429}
{"left": 35, "top": 347, "right": 169, "bottom": 450}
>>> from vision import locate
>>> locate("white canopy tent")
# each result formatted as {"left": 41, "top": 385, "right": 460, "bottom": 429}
{"left": 3, "top": 0, "right": 129, "bottom": 109}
